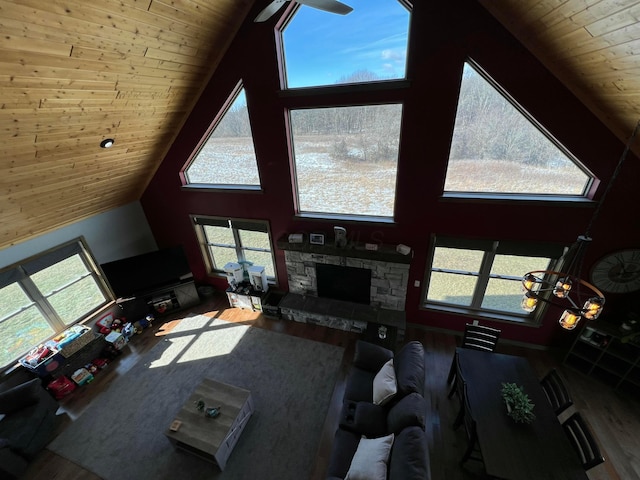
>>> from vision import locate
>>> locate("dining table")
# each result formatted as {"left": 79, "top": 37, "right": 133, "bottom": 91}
{"left": 456, "top": 347, "right": 589, "bottom": 480}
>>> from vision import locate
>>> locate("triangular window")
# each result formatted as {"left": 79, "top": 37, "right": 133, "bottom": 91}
{"left": 280, "top": 0, "right": 411, "bottom": 89}
{"left": 445, "top": 62, "right": 592, "bottom": 196}
{"left": 183, "top": 84, "right": 260, "bottom": 187}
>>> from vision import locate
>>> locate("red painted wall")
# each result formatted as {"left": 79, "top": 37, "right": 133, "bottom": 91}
{"left": 141, "top": 0, "right": 640, "bottom": 347}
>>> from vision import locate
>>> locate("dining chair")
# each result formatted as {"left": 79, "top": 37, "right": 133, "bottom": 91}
{"left": 562, "top": 412, "right": 606, "bottom": 470}
{"left": 447, "top": 323, "right": 501, "bottom": 389}
{"left": 461, "top": 323, "right": 502, "bottom": 352}
{"left": 459, "top": 383, "right": 484, "bottom": 466}
{"left": 540, "top": 368, "right": 574, "bottom": 416}
{"left": 448, "top": 353, "right": 466, "bottom": 429}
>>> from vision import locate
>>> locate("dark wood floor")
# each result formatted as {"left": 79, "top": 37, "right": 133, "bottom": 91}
{"left": 23, "top": 294, "right": 638, "bottom": 480}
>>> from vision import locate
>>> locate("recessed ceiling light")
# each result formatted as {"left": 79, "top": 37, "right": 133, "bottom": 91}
{"left": 100, "top": 139, "right": 115, "bottom": 148}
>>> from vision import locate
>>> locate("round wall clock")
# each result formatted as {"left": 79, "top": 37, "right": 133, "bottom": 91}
{"left": 590, "top": 249, "right": 640, "bottom": 294}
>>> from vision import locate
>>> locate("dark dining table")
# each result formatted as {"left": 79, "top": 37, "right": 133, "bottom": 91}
{"left": 456, "top": 347, "right": 589, "bottom": 480}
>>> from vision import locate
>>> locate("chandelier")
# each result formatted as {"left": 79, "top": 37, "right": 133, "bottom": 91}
{"left": 521, "top": 121, "right": 640, "bottom": 330}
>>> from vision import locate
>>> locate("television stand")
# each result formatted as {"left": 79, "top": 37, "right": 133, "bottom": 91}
{"left": 226, "top": 283, "right": 267, "bottom": 312}
{"left": 145, "top": 280, "right": 200, "bottom": 316}
{"left": 118, "top": 280, "right": 200, "bottom": 319}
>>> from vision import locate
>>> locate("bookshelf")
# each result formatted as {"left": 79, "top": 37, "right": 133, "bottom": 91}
{"left": 564, "top": 319, "right": 640, "bottom": 397}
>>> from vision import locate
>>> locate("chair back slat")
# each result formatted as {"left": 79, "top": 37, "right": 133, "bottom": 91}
{"left": 562, "top": 412, "right": 605, "bottom": 470}
{"left": 462, "top": 323, "right": 501, "bottom": 352}
{"left": 540, "top": 368, "right": 573, "bottom": 416}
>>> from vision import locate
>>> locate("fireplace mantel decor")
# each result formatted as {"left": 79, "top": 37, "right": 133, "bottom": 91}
{"left": 277, "top": 236, "right": 412, "bottom": 265}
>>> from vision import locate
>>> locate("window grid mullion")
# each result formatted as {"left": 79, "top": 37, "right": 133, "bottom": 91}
{"left": 19, "top": 276, "right": 66, "bottom": 332}
{"left": 470, "top": 244, "right": 497, "bottom": 309}
{"left": 232, "top": 227, "right": 244, "bottom": 262}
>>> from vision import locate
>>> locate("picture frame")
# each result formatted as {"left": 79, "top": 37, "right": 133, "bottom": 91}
{"left": 309, "top": 233, "right": 325, "bottom": 245}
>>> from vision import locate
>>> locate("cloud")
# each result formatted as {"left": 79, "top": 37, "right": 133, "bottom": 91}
{"left": 381, "top": 49, "right": 403, "bottom": 61}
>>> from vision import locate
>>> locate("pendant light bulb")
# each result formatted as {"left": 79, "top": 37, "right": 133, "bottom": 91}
{"left": 559, "top": 310, "right": 581, "bottom": 330}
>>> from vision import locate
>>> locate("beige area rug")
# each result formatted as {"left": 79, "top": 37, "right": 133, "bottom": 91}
{"left": 48, "top": 315, "right": 344, "bottom": 480}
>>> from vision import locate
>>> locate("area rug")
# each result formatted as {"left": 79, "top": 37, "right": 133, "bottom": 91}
{"left": 48, "top": 315, "right": 345, "bottom": 480}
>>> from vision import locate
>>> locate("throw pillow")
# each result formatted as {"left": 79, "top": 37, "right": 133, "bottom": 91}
{"left": 0, "top": 378, "right": 41, "bottom": 414}
{"left": 345, "top": 433, "right": 395, "bottom": 480}
{"left": 372, "top": 358, "right": 397, "bottom": 406}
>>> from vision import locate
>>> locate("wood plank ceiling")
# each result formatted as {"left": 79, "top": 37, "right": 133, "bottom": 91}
{"left": 1, "top": 0, "right": 640, "bottom": 251}
{"left": 0, "top": 0, "right": 254, "bottom": 250}
{"left": 479, "top": 0, "right": 640, "bottom": 151}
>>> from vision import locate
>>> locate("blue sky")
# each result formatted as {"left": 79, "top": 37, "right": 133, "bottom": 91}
{"left": 282, "top": 0, "right": 410, "bottom": 87}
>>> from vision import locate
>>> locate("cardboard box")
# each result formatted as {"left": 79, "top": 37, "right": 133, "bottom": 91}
{"left": 105, "top": 331, "right": 126, "bottom": 350}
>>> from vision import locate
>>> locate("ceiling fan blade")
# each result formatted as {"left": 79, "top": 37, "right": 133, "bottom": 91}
{"left": 296, "top": 0, "right": 353, "bottom": 15}
{"left": 254, "top": 0, "right": 288, "bottom": 22}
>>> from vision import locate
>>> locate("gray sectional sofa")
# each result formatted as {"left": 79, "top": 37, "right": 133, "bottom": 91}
{"left": 0, "top": 376, "right": 62, "bottom": 479}
{"left": 326, "top": 340, "right": 430, "bottom": 480}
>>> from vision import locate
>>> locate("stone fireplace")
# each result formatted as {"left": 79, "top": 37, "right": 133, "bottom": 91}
{"left": 284, "top": 250, "right": 410, "bottom": 310}
{"left": 276, "top": 238, "right": 412, "bottom": 338}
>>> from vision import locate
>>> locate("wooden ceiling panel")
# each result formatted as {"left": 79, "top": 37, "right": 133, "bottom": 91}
{"left": 478, "top": 0, "right": 640, "bottom": 147}
{"left": 3, "top": 0, "right": 640, "bottom": 252}
{"left": 0, "top": 0, "right": 254, "bottom": 249}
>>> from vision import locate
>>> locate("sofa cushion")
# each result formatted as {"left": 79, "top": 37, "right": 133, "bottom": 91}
{"left": 345, "top": 433, "right": 394, "bottom": 480}
{"left": 389, "top": 426, "right": 430, "bottom": 480}
{"left": 0, "top": 379, "right": 41, "bottom": 414}
{"left": 352, "top": 341, "right": 394, "bottom": 373}
{"left": 353, "top": 402, "right": 387, "bottom": 438}
{"left": 373, "top": 359, "right": 397, "bottom": 406}
{"left": 0, "top": 399, "right": 58, "bottom": 459}
{"left": 326, "top": 428, "right": 361, "bottom": 479}
{"left": 394, "top": 341, "right": 425, "bottom": 397}
{"left": 387, "top": 392, "right": 427, "bottom": 434}
{"left": 344, "top": 368, "right": 376, "bottom": 403}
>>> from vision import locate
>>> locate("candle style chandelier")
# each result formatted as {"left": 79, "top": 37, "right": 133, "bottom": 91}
{"left": 521, "top": 120, "right": 640, "bottom": 330}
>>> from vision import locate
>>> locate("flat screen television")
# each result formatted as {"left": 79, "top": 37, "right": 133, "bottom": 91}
{"left": 316, "top": 263, "right": 371, "bottom": 305}
{"left": 100, "top": 246, "right": 192, "bottom": 298}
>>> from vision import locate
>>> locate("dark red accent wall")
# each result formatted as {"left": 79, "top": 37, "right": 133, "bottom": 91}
{"left": 141, "top": 0, "right": 640, "bottom": 347}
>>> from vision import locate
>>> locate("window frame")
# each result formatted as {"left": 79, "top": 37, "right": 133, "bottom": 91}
{"left": 444, "top": 59, "right": 596, "bottom": 200}
{"left": 181, "top": 81, "right": 262, "bottom": 191}
{"left": 287, "top": 101, "right": 404, "bottom": 221}
{"left": 0, "top": 237, "right": 112, "bottom": 369}
{"left": 192, "top": 215, "right": 278, "bottom": 284}
{"left": 277, "top": 0, "right": 413, "bottom": 91}
{"left": 274, "top": 0, "right": 412, "bottom": 222}
{"left": 422, "top": 236, "right": 565, "bottom": 326}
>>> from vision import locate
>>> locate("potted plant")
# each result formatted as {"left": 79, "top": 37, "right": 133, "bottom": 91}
{"left": 501, "top": 382, "right": 536, "bottom": 424}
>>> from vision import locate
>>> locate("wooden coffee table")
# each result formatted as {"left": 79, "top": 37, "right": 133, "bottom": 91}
{"left": 164, "top": 378, "right": 254, "bottom": 470}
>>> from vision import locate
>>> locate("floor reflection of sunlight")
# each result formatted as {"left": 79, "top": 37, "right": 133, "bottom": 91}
{"left": 218, "top": 309, "right": 262, "bottom": 322}
{"left": 177, "top": 321, "right": 249, "bottom": 363}
{"left": 148, "top": 333, "right": 196, "bottom": 368}
{"left": 148, "top": 317, "right": 250, "bottom": 368}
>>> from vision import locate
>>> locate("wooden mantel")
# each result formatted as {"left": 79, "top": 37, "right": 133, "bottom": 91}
{"left": 276, "top": 235, "right": 413, "bottom": 265}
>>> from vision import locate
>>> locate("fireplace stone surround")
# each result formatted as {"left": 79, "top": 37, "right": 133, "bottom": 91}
{"left": 278, "top": 240, "right": 411, "bottom": 338}
{"left": 284, "top": 250, "right": 409, "bottom": 310}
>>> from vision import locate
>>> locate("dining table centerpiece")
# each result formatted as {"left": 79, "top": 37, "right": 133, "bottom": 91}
{"left": 501, "top": 382, "right": 536, "bottom": 424}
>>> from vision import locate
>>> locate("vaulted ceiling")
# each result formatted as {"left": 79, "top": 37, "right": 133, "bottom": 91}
{"left": 2, "top": 0, "right": 640, "bottom": 251}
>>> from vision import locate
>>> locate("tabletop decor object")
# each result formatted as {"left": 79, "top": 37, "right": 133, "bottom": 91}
{"left": 501, "top": 382, "right": 536, "bottom": 424}
{"left": 195, "top": 399, "right": 221, "bottom": 418}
